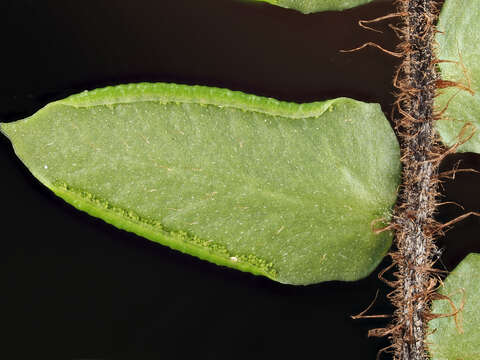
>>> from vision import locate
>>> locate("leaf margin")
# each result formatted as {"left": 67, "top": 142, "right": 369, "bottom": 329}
{"left": 248, "top": 0, "right": 373, "bottom": 14}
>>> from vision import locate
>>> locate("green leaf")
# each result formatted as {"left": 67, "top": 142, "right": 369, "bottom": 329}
{"left": 428, "top": 253, "right": 480, "bottom": 360}
{"left": 435, "top": 0, "right": 480, "bottom": 153}
{"left": 1, "top": 83, "right": 400, "bottom": 285}
{"left": 250, "top": 0, "right": 373, "bottom": 13}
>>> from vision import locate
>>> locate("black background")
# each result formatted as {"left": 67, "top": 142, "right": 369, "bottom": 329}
{"left": 1, "top": 0, "right": 479, "bottom": 359}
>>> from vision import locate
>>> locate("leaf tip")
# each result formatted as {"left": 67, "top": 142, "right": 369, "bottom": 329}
{"left": 0, "top": 121, "right": 12, "bottom": 140}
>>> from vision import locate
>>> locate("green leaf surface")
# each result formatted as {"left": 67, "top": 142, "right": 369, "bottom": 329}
{"left": 251, "top": 0, "right": 373, "bottom": 13}
{"left": 428, "top": 253, "right": 480, "bottom": 360}
{"left": 1, "top": 83, "right": 400, "bottom": 285}
{"left": 435, "top": 0, "right": 480, "bottom": 153}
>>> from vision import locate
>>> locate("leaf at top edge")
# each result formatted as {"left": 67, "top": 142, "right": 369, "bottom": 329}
{"left": 249, "top": 0, "right": 373, "bottom": 13}
{"left": 0, "top": 83, "right": 400, "bottom": 285}
{"left": 428, "top": 253, "right": 480, "bottom": 360}
{"left": 435, "top": 0, "right": 480, "bottom": 153}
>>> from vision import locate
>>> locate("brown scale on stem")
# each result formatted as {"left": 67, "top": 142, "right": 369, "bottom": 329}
{"left": 380, "top": 2, "right": 442, "bottom": 358}
{"left": 368, "top": 1, "right": 475, "bottom": 359}
{"left": 343, "top": 2, "right": 477, "bottom": 358}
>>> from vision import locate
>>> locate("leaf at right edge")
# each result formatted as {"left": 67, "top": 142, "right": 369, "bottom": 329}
{"left": 428, "top": 253, "right": 480, "bottom": 360}
{"left": 248, "top": 0, "right": 373, "bottom": 13}
{"left": 435, "top": 0, "right": 480, "bottom": 153}
{"left": 1, "top": 83, "right": 400, "bottom": 285}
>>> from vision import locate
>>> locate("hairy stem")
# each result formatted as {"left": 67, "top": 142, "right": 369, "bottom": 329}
{"left": 387, "top": 1, "right": 441, "bottom": 359}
